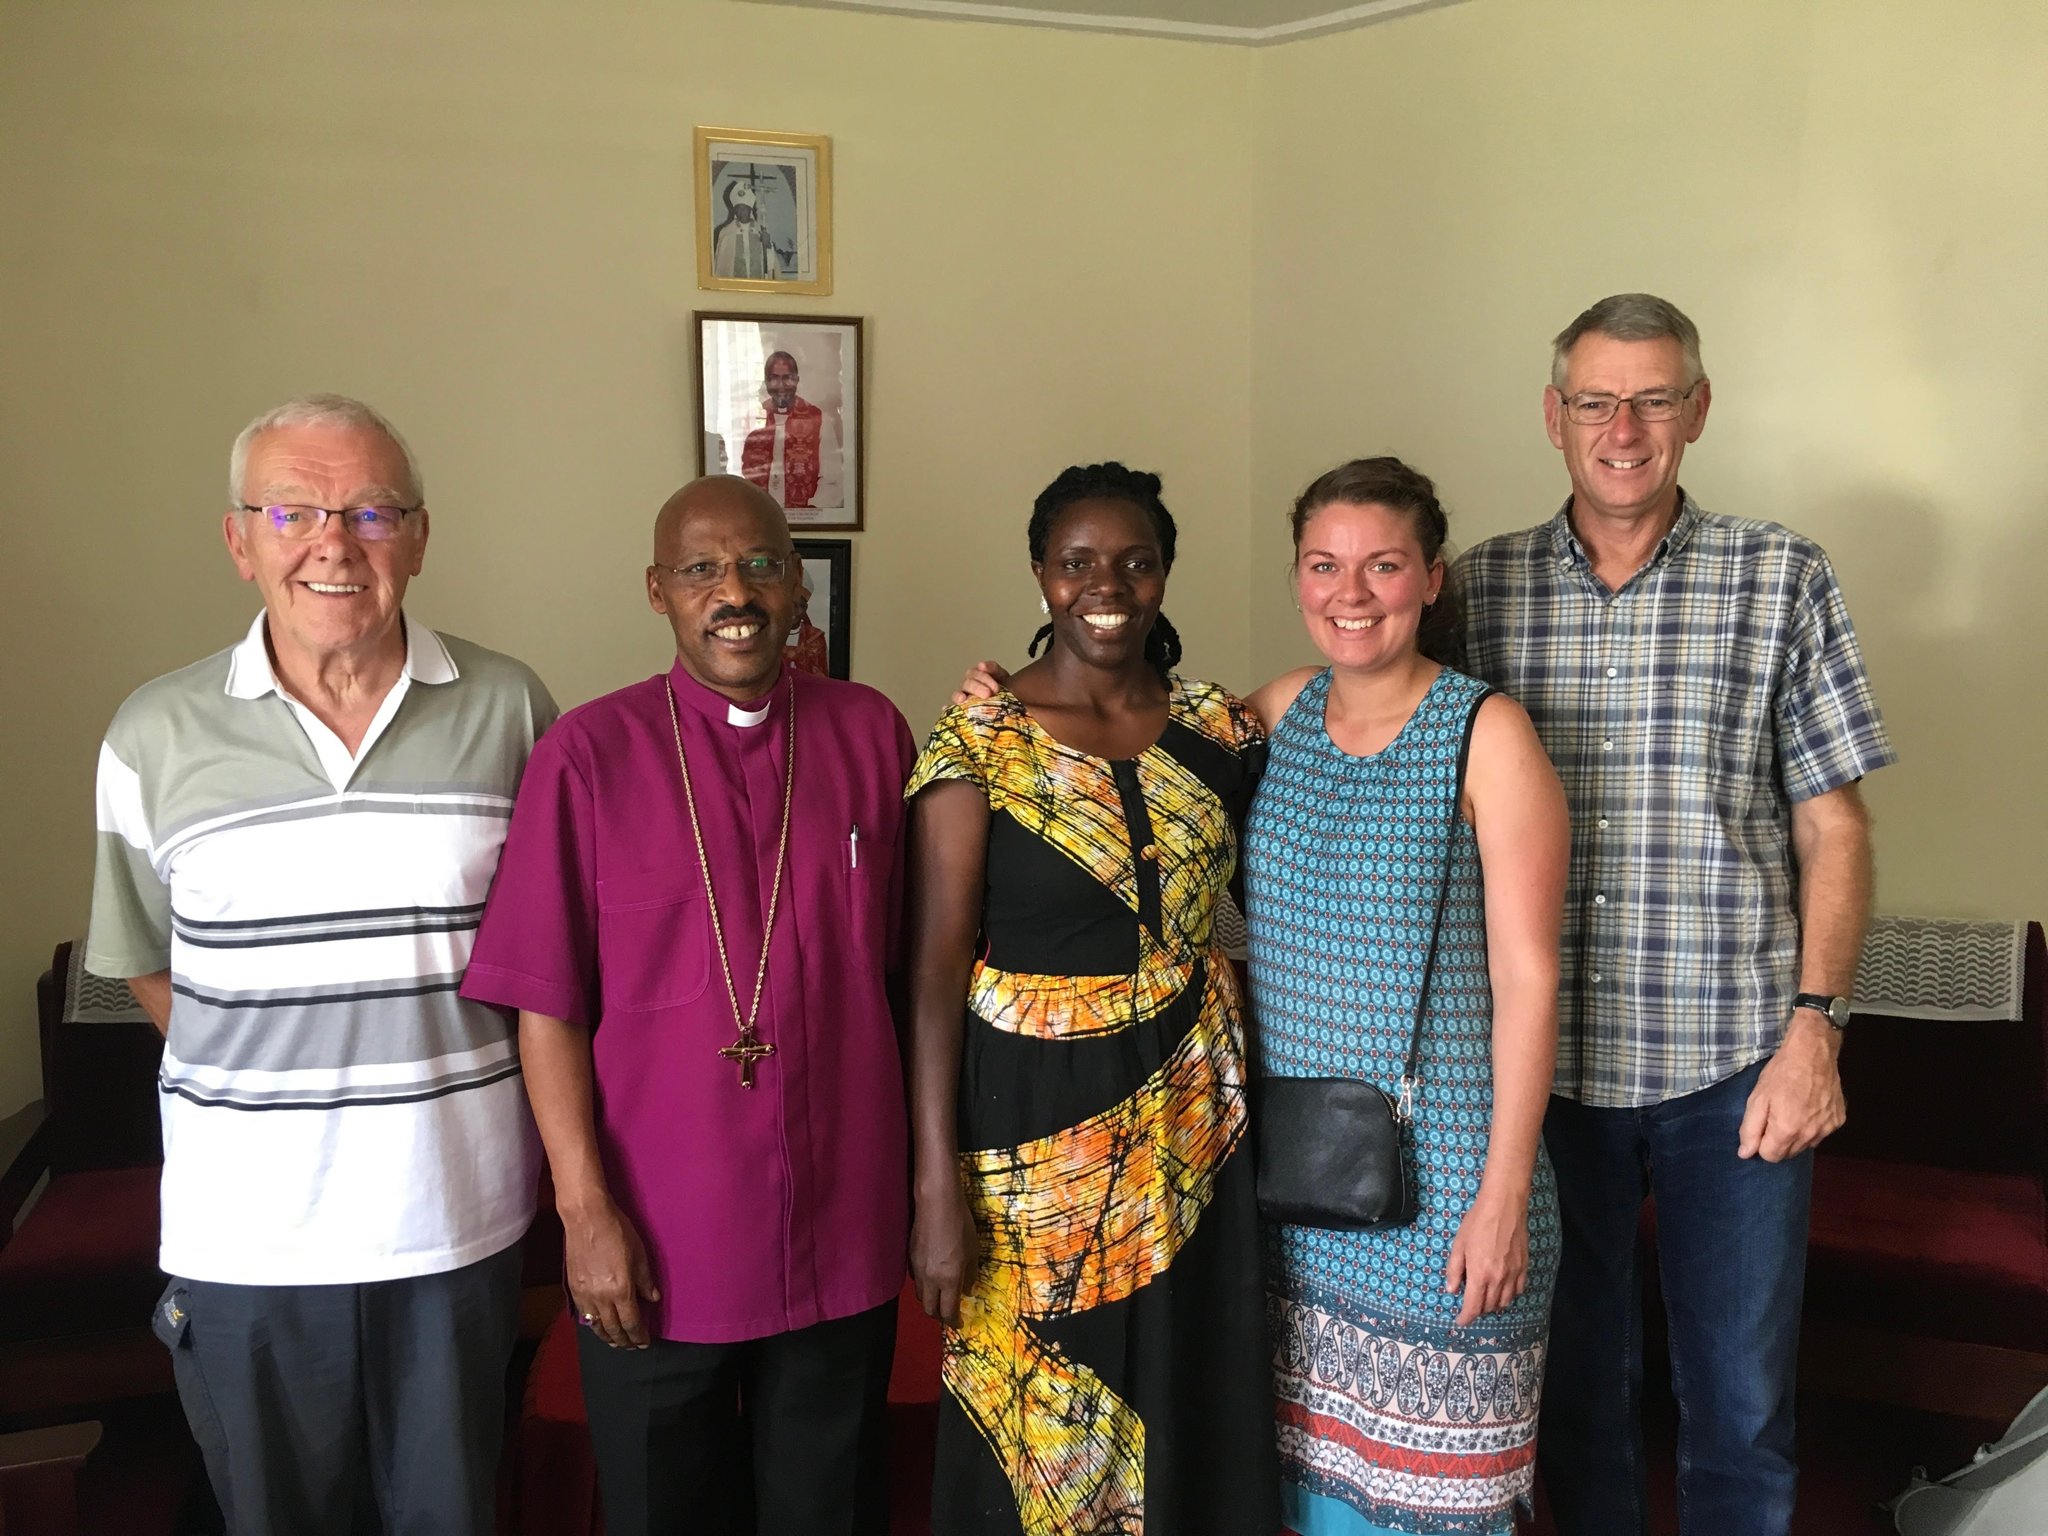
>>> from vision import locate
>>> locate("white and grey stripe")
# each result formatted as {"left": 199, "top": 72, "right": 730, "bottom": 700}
{"left": 86, "top": 615, "right": 558, "bottom": 1285}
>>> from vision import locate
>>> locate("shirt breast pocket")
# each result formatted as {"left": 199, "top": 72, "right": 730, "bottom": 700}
{"left": 596, "top": 866, "right": 711, "bottom": 1011}
{"left": 841, "top": 821, "right": 886, "bottom": 957}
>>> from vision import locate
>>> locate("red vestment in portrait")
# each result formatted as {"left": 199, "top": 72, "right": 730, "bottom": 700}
{"left": 742, "top": 398, "right": 824, "bottom": 508}
{"left": 788, "top": 619, "right": 829, "bottom": 677}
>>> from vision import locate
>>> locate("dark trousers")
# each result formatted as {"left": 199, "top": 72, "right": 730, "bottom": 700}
{"left": 1538, "top": 1059, "right": 1813, "bottom": 1536}
{"left": 577, "top": 1299, "right": 897, "bottom": 1536}
{"left": 153, "top": 1240, "right": 524, "bottom": 1536}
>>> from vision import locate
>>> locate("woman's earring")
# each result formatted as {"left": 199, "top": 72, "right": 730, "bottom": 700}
{"left": 1040, "top": 597, "right": 1050, "bottom": 615}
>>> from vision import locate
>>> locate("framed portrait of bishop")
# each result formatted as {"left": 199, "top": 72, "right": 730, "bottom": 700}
{"left": 696, "top": 312, "right": 865, "bottom": 532}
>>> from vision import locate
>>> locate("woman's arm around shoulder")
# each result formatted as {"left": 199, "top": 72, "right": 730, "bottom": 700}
{"left": 1243, "top": 666, "right": 1322, "bottom": 734}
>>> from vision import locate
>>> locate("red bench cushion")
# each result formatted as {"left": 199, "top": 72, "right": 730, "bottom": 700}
{"left": 1806, "top": 1156, "right": 2048, "bottom": 1351}
{"left": 0, "top": 1164, "right": 162, "bottom": 1343}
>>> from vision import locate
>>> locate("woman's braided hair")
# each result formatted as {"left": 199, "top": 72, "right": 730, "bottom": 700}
{"left": 1026, "top": 462, "right": 1183, "bottom": 678}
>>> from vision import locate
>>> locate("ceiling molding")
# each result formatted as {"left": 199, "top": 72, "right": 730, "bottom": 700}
{"left": 738, "top": 0, "right": 1468, "bottom": 48}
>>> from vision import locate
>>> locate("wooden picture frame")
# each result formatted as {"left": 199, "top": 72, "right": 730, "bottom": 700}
{"left": 789, "top": 538, "right": 852, "bottom": 680}
{"left": 696, "top": 312, "right": 865, "bottom": 532}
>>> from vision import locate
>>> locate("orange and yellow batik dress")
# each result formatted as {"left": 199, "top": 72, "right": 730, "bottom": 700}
{"left": 906, "top": 679, "right": 1280, "bottom": 1536}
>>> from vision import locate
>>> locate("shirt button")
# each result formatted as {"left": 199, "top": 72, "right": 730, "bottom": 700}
{"left": 1593, "top": 893, "right": 1608, "bottom": 906}
{"left": 1601, "top": 739, "right": 1613, "bottom": 752}
{"left": 1590, "top": 972, "right": 1603, "bottom": 983}
{"left": 1597, "top": 817, "right": 1610, "bottom": 830}
{"left": 1605, "top": 666, "right": 1618, "bottom": 678}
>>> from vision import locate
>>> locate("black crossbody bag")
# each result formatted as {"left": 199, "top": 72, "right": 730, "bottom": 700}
{"left": 1249, "top": 688, "right": 1490, "bottom": 1230}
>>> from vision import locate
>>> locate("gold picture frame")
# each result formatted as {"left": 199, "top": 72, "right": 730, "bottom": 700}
{"left": 694, "top": 126, "right": 833, "bottom": 296}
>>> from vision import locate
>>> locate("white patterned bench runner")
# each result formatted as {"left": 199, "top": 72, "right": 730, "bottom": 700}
{"left": 1854, "top": 916, "right": 2027, "bottom": 1021}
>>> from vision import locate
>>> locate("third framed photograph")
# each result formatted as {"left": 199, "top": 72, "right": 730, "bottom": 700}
{"left": 696, "top": 312, "right": 864, "bottom": 531}
{"left": 695, "top": 126, "right": 832, "bottom": 295}
{"left": 789, "top": 538, "right": 851, "bottom": 680}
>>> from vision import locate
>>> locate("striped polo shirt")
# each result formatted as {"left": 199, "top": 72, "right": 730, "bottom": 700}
{"left": 87, "top": 613, "right": 558, "bottom": 1286}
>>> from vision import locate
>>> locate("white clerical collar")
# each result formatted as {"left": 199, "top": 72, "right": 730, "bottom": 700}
{"left": 669, "top": 658, "right": 788, "bottom": 728}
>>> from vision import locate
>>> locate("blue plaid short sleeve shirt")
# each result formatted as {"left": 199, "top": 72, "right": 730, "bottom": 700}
{"left": 1456, "top": 495, "right": 1897, "bottom": 1107}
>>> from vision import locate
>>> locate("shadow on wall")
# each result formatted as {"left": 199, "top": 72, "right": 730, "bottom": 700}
{"left": 1818, "top": 486, "right": 2048, "bottom": 921}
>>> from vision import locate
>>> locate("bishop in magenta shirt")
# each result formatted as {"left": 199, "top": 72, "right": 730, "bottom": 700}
{"left": 462, "top": 659, "right": 916, "bottom": 1343}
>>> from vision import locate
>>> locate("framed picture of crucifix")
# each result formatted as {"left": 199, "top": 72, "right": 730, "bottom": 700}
{"left": 694, "top": 126, "right": 833, "bottom": 295}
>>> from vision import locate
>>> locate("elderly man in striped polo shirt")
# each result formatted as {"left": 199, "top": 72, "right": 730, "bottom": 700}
{"left": 86, "top": 394, "right": 556, "bottom": 1535}
{"left": 1458, "top": 295, "right": 1896, "bottom": 1536}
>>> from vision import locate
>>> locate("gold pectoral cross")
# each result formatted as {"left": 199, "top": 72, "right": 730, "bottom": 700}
{"left": 719, "top": 1026, "right": 776, "bottom": 1088}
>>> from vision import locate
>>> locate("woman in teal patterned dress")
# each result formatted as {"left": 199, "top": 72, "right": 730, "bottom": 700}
{"left": 1243, "top": 458, "right": 1568, "bottom": 1536}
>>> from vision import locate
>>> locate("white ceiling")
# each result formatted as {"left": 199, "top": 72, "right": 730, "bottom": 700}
{"left": 737, "top": 0, "right": 1468, "bottom": 47}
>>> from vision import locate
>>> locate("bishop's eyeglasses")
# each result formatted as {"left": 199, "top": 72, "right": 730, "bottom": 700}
{"left": 652, "top": 555, "right": 791, "bottom": 590}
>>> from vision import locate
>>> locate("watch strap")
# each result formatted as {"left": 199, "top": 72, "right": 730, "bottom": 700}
{"left": 1792, "top": 991, "right": 1850, "bottom": 1028}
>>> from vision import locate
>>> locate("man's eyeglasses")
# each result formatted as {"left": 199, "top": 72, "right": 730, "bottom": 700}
{"left": 1558, "top": 380, "right": 1704, "bottom": 426}
{"left": 238, "top": 504, "right": 419, "bottom": 541}
{"left": 652, "top": 555, "right": 791, "bottom": 590}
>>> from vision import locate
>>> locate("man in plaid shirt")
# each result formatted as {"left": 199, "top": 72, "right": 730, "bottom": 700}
{"left": 1457, "top": 294, "right": 1895, "bottom": 1536}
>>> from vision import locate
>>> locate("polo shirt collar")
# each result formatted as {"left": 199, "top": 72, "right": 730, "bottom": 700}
{"left": 667, "top": 656, "right": 790, "bottom": 729}
{"left": 223, "top": 611, "right": 457, "bottom": 700}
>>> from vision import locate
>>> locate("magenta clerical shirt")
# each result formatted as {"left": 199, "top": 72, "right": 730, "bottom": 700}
{"left": 462, "top": 660, "right": 915, "bottom": 1343}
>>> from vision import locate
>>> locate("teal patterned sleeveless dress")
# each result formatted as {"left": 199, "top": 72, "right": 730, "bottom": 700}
{"left": 1244, "top": 668, "right": 1560, "bottom": 1536}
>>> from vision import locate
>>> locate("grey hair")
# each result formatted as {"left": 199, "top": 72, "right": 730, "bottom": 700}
{"left": 227, "top": 393, "right": 424, "bottom": 506}
{"left": 1550, "top": 293, "right": 1705, "bottom": 389}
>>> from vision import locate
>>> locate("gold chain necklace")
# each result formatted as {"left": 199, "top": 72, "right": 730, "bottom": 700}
{"left": 666, "top": 681, "right": 796, "bottom": 1088}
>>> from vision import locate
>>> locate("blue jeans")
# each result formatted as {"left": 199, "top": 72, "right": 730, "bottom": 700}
{"left": 1538, "top": 1059, "right": 1811, "bottom": 1536}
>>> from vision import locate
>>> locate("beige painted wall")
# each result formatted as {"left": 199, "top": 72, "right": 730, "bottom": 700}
{"left": 1250, "top": 0, "right": 2048, "bottom": 926}
{"left": 4, "top": 0, "right": 2042, "bottom": 1116}
{"left": 0, "top": 0, "right": 1254, "bottom": 1113}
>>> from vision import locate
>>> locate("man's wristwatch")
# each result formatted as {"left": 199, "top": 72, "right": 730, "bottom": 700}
{"left": 1792, "top": 992, "right": 1852, "bottom": 1030}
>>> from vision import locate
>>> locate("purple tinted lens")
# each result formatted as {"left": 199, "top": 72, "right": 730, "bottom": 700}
{"left": 260, "top": 505, "right": 405, "bottom": 538}
{"left": 349, "top": 507, "right": 406, "bottom": 538}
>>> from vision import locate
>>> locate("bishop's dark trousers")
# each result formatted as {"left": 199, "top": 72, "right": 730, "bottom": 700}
{"left": 577, "top": 1298, "right": 897, "bottom": 1536}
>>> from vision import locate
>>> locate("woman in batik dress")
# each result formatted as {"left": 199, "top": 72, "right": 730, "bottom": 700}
{"left": 1243, "top": 459, "right": 1567, "bottom": 1536}
{"left": 904, "top": 464, "right": 1279, "bottom": 1535}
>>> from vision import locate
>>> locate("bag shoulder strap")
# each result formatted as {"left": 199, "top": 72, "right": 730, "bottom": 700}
{"left": 1397, "top": 684, "right": 1495, "bottom": 1119}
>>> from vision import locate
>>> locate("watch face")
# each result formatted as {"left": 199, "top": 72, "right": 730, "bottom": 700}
{"left": 1828, "top": 996, "right": 1852, "bottom": 1027}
